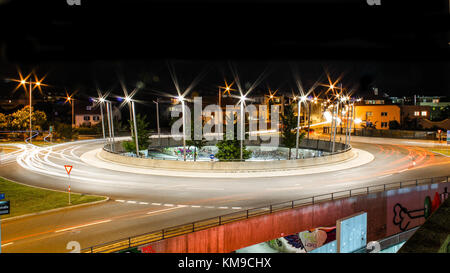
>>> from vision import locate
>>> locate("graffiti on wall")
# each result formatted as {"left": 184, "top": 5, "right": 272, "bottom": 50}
{"left": 267, "top": 226, "right": 336, "bottom": 253}
{"left": 393, "top": 187, "right": 448, "bottom": 232}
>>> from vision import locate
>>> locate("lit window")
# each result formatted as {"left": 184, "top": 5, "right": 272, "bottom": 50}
{"left": 366, "top": 112, "right": 373, "bottom": 117}
{"left": 414, "top": 111, "right": 420, "bottom": 116}
{"left": 84, "top": 116, "right": 90, "bottom": 121}
{"left": 421, "top": 111, "right": 427, "bottom": 116}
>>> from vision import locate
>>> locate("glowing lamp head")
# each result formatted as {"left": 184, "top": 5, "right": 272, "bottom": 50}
{"left": 226, "top": 87, "right": 230, "bottom": 91}
{"left": 21, "top": 80, "right": 26, "bottom": 84}
{"left": 35, "top": 82, "right": 40, "bottom": 86}
{"left": 176, "top": 96, "right": 184, "bottom": 102}
{"left": 125, "top": 96, "right": 131, "bottom": 103}
{"left": 300, "top": 96, "right": 307, "bottom": 102}
{"left": 330, "top": 84, "right": 334, "bottom": 90}
{"left": 240, "top": 95, "right": 246, "bottom": 102}
{"left": 270, "top": 95, "right": 273, "bottom": 99}
{"left": 99, "top": 97, "right": 105, "bottom": 103}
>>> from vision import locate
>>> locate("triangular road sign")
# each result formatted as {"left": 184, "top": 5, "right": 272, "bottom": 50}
{"left": 64, "top": 165, "right": 73, "bottom": 175}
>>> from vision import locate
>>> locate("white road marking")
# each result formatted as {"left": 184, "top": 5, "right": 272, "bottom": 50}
{"left": 218, "top": 206, "right": 229, "bottom": 209}
{"left": 232, "top": 207, "right": 242, "bottom": 210}
{"left": 204, "top": 206, "right": 215, "bottom": 209}
{"left": 115, "top": 200, "right": 125, "bottom": 202}
{"left": 164, "top": 204, "right": 174, "bottom": 207}
{"left": 151, "top": 203, "right": 162, "bottom": 206}
{"left": 398, "top": 169, "right": 409, "bottom": 173}
{"left": 190, "top": 205, "right": 201, "bottom": 208}
{"left": 139, "top": 202, "right": 149, "bottom": 205}
{"left": 378, "top": 174, "right": 393, "bottom": 179}
{"left": 55, "top": 219, "right": 112, "bottom": 233}
{"left": 146, "top": 207, "right": 180, "bottom": 215}
{"left": 177, "top": 204, "right": 188, "bottom": 207}
{"left": 127, "top": 201, "right": 137, "bottom": 204}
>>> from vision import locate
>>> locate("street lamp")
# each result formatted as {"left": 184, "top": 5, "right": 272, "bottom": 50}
{"left": 295, "top": 96, "right": 307, "bottom": 159}
{"left": 15, "top": 75, "right": 44, "bottom": 144}
{"left": 66, "top": 95, "right": 75, "bottom": 128}
{"left": 177, "top": 95, "right": 187, "bottom": 161}
{"left": 153, "top": 98, "right": 161, "bottom": 147}
{"left": 97, "top": 97, "right": 106, "bottom": 140}
{"left": 239, "top": 95, "right": 247, "bottom": 161}
{"left": 125, "top": 96, "right": 140, "bottom": 157}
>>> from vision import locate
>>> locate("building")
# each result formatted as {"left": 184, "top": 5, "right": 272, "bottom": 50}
{"left": 353, "top": 104, "right": 401, "bottom": 130}
{"left": 74, "top": 101, "right": 121, "bottom": 128}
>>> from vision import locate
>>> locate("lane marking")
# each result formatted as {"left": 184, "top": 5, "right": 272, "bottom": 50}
{"left": 146, "top": 207, "right": 180, "bottom": 215}
{"left": 191, "top": 205, "right": 201, "bottom": 208}
{"left": 151, "top": 203, "right": 162, "bottom": 206}
{"left": 115, "top": 200, "right": 125, "bottom": 203}
{"left": 1, "top": 242, "right": 14, "bottom": 247}
{"left": 218, "top": 206, "right": 229, "bottom": 209}
{"left": 54, "top": 219, "right": 112, "bottom": 233}
{"left": 164, "top": 204, "right": 174, "bottom": 207}
{"left": 127, "top": 201, "right": 137, "bottom": 204}
{"left": 232, "top": 207, "right": 242, "bottom": 210}
{"left": 139, "top": 202, "right": 149, "bottom": 205}
{"left": 177, "top": 204, "right": 188, "bottom": 207}
{"left": 378, "top": 174, "right": 393, "bottom": 179}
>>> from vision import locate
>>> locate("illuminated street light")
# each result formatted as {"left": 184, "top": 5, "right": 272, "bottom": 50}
{"left": 239, "top": 95, "right": 247, "bottom": 161}
{"left": 176, "top": 95, "right": 187, "bottom": 161}
{"left": 12, "top": 73, "right": 45, "bottom": 144}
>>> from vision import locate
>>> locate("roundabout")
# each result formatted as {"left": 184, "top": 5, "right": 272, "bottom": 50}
{"left": 1, "top": 137, "right": 449, "bottom": 253}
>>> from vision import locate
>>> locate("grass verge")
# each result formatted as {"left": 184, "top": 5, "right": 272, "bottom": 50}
{"left": 430, "top": 148, "right": 450, "bottom": 157}
{"left": 0, "top": 177, "right": 107, "bottom": 219}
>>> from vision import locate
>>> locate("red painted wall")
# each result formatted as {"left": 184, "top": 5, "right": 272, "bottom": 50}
{"left": 144, "top": 182, "right": 449, "bottom": 253}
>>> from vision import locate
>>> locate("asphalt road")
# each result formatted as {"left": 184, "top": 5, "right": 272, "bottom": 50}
{"left": 0, "top": 138, "right": 449, "bottom": 252}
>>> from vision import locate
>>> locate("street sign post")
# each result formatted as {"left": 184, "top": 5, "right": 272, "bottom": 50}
{"left": 0, "top": 200, "right": 10, "bottom": 215}
{"left": 0, "top": 193, "right": 5, "bottom": 200}
{"left": 0, "top": 200, "right": 10, "bottom": 254}
{"left": 64, "top": 165, "right": 73, "bottom": 205}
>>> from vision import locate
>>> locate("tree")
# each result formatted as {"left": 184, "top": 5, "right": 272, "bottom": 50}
{"left": 281, "top": 104, "right": 306, "bottom": 159}
{"left": 215, "top": 113, "right": 251, "bottom": 161}
{"left": 0, "top": 113, "right": 9, "bottom": 130}
{"left": 54, "top": 122, "right": 78, "bottom": 140}
{"left": 388, "top": 120, "right": 401, "bottom": 130}
{"left": 186, "top": 111, "right": 207, "bottom": 161}
{"left": 9, "top": 106, "right": 47, "bottom": 131}
{"left": 122, "top": 113, "right": 151, "bottom": 154}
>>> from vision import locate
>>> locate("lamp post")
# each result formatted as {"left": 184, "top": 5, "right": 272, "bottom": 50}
{"left": 105, "top": 100, "right": 115, "bottom": 152}
{"left": 295, "top": 96, "right": 306, "bottom": 159}
{"left": 98, "top": 98, "right": 106, "bottom": 140}
{"left": 239, "top": 95, "right": 247, "bottom": 161}
{"left": 19, "top": 78, "right": 42, "bottom": 144}
{"left": 131, "top": 100, "right": 139, "bottom": 157}
{"left": 177, "top": 96, "right": 187, "bottom": 161}
{"left": 153, "top": 98, "right": 161, "bottom": 147}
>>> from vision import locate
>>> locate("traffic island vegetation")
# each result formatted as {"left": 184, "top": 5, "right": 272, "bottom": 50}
{"left": 0, "top": 177, "right": 107, "bottom": 219}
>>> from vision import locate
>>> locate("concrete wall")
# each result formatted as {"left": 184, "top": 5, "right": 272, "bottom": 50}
{"left": 141, "top": 182, "right": 449, "bottom": 253}
{"left": 99, "top": 148, "right": 355, "bottom": 172}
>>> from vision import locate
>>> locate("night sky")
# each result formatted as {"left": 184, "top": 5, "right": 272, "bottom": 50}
{"left": 0, "top": 0, "right": 449, "bottom": 102}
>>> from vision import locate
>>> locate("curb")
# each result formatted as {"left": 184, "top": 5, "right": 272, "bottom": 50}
{"left": 1, "top": 197, "right": 110, "bottom": 223}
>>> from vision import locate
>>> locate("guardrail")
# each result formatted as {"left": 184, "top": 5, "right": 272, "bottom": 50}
{"left": 81, "top": 175, "right": 450, "bottom": 253}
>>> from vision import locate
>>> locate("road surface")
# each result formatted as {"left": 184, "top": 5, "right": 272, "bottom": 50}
{"left": 0, "top": 138, "right": 449, "bottom": 252}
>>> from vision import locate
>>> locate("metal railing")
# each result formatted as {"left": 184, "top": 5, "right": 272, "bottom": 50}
{"left": 81, "top": 175, "right": 449, "bottom": 253}
{"left": 103, "top": 136, "right": 351, "bottom": 161}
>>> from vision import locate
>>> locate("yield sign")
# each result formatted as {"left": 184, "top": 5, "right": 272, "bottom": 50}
{"left": 64, "top": 165, "right": 73, "bottom": 175}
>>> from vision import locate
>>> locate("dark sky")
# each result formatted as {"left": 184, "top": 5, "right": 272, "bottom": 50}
{"left": 1, "top": 60, "right": 448, "bottom": 102}
{"left": 0, "top": 0, "right": 448, "bottom": 101}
